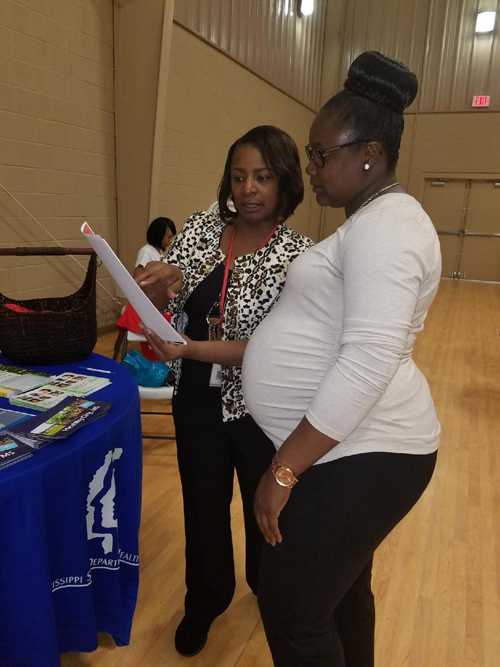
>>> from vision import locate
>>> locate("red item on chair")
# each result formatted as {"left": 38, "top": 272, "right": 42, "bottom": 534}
{"left": 116, "top": 304, "right": 172, "bottom": 361}
{"left": 116, "top": 304, "right": 141, "bottom": 333}
{"left": 3, "top": 303, "right": 37, "bottom": 313}
{"left": 140, "top": 341, "right": 160, "bottom": 361}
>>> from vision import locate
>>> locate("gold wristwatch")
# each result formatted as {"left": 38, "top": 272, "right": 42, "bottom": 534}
{"left": 271, "top": 457, "right": 298, "bottom": 488}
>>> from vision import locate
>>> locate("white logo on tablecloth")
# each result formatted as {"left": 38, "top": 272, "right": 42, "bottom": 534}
{"left": 86, "top": 447, "right": 123, "bottom": 554}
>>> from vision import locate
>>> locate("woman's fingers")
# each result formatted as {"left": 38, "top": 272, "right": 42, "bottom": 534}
{"left": 143, "top": 328, "right": 185, "bottom": 362}
{"left": 167, "top": 276, "right": 182, "bottom": 299}
{"left": 142, "top": 329, "right": 165, "bottom": 357}
{"left": 255, "top": 509, "right": 274, "bottom": 546}
{"left": 254, "top": 469, "right": 289, "bottom": 546}
{"left": 137, "top": 263, "right": 182, "bottom": 310}
{"left": 256, "top": 508, "right": 282, "bottom": 547}
{"left": 137, "top": 262, "right": 182, "bottom": 292}
{"left": 267, "top": 513, "right": 283, "bottom": 545}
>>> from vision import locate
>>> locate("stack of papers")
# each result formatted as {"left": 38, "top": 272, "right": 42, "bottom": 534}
{"left": 81, "top": 222, "right": 185, "bottom": 344}
{"left": 7, "top": 397, "right": 111, "bottom": 448}
{"left": 0, "top": 364, "right": 51, "bottom": 397}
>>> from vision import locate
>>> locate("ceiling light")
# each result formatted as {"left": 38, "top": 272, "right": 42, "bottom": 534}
{"left": 298, "top": 0, "right": 314, "bottom": 17}
{"left": 475, "top": 11, "right": 496, "bottom": 33}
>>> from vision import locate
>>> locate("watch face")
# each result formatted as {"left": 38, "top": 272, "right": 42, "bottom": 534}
{"left": 275, "top": 465, "right": 295, "bottom": 487}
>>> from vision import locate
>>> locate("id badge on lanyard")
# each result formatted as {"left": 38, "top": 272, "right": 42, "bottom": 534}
{"left": 205, "top": 228, "right": 235, "bottom": 388}
{"left": 209, "top": 363, "right": 222, "bottom": 387}
{"left": 205, "top": 224, "right": 276, "bottom": 388}
{"left": 207, "top": 309, "right": 223, "bottom": 388}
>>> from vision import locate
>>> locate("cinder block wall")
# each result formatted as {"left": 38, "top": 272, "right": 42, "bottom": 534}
{"left": 0, "top": 0, "right": 118, "bottom": 327}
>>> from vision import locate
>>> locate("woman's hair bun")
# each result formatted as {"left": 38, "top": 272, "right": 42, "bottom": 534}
{"left": 344, "top": 51, "right": 418, "bottom": 114}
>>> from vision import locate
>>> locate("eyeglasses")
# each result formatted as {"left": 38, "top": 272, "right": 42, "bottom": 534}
{"left": 305, "top": 140, "right": 368, "bottom": 168}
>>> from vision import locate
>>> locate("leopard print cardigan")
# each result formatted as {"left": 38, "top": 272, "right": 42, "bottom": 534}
{"left": 164, "top": 208, "right": 314, "bottom": 422}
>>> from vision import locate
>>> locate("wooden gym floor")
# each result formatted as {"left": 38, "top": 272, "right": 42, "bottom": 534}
{"left": 61, "top": 279, "right": 500, "bottom": 667}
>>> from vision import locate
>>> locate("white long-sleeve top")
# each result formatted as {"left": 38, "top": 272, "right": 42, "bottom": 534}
{"left": 135, "top": 243, "right": 162, "bottom": 268}
{"left": 242, "top": 193, "right": 442, "bottom": 463}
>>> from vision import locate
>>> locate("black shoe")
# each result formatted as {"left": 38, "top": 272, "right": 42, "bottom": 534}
{"left": 174, "top": 616, "right": 209, "bottom": 657}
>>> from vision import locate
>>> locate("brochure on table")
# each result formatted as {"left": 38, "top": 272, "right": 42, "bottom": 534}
{"left": 0, "top": 364, "right": 51, "bottom": 397}
{"left": 0, "top": 407, "right": 33, "bottom": 430}
{"left": 7, "top": 396, "right": 111, "bottom": 448}
{"left": 10, "top": 385, "right": 73, "bottom": 411}
{"left": 0, "top": 434, "right": 33, "bottom": 470}
{"left": 42, "top": 372, "right": 110, "bottom": 397}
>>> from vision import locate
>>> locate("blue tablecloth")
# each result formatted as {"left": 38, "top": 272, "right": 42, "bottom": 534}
{"left": 0, "top": 353, "right": 142, "bottom": 667}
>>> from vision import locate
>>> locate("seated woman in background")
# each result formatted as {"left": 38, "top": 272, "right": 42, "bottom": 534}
{"left": 139, "top": 125, "right": 313, "bottom": 657}
{"left": 133, "top": 216, "right": 177, "bottom": 277}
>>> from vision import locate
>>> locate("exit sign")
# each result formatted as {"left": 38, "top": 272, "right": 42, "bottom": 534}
{"left": 472, "top": 95, "right": 490, "bottom": 107}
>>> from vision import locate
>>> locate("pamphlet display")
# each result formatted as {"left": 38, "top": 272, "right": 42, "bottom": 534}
{"left": 9, "top": 372, "right": 110, "bottom": 411}
{"left": 0, "top": 362, "right": 114, "bottom": 470}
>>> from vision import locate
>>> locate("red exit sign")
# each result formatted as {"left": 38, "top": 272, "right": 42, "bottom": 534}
{"left": 472, "top": 95, "right": 490, "bottom": 107}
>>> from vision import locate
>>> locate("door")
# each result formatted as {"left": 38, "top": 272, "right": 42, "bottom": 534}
{"left": 423, "top": 178, "right": 500, "bottom": 282}
{"left": 461, "top": 181, "right": 500, "bottom": 282}
{"left": 423, "top": 179, "right": 467, "bottom": 278}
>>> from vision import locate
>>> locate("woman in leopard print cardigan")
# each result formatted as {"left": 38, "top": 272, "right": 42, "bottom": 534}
{"left": 141, "top": 126, "right": 313, "bottom": 656}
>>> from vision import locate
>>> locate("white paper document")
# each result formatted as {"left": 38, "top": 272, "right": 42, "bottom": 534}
{"left": 81, "top": 222, "right": 185, "bottom": 345}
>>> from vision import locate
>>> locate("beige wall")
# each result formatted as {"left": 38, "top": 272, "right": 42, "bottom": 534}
{"left": 150, "top": 24, "right": 322, "bottom": 241}
{"left": 174, "top": 0, "right": 328, "bottom": 110}
{"left": 114, "top": 0, "right": 174, "bottom": 271}
{"left": 0, "top": 0, "right": 117, "bottom": 326}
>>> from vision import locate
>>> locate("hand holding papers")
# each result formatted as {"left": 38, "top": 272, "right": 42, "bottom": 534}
{"left": 81, "top": 223, "right": 185, "bottom": 345}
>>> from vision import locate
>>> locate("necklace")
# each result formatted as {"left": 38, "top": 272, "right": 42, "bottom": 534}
{"left": 358, "top": 181, "right": 400, "bottom": 211}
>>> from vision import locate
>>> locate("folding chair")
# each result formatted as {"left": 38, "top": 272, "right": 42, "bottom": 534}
{"left": 113, "top": 327, "right": 175, "bottom": 442}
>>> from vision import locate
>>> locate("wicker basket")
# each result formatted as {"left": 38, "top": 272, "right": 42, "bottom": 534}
{"left": 0, "top": 247, "right": 97, "bottom": 364}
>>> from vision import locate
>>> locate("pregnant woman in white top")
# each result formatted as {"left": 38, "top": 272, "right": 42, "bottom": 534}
{"left": 242, "top": 51, "right": 442, "bottom": 667}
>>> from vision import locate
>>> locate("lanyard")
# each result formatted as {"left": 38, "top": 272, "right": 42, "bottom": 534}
{"left": 218, "top": 223, "right": 277, "bottom": 322}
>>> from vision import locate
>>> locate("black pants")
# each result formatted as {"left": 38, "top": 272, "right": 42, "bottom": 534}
{"left": 173, "top": 393, "right": 275, "bottom": 628}
{"left": 258, "top": 451, "right": 437, "bottom": 667}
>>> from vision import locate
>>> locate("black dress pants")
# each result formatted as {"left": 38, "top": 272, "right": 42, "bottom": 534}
{"left": 258, "top": 451, "right": 437, "bottom": 667}
{"left": 173, "top": 392, "right": 275, "bottom": 628}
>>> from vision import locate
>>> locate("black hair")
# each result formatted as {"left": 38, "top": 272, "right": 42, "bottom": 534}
{"left": 321, "top": 51, "right": 418, "bottom": 172}
{"left": 146, "top": 217, "right": 176, "bottom": 249}
{"left": 218, "top": 125, "right": 304, "bottom": 222}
